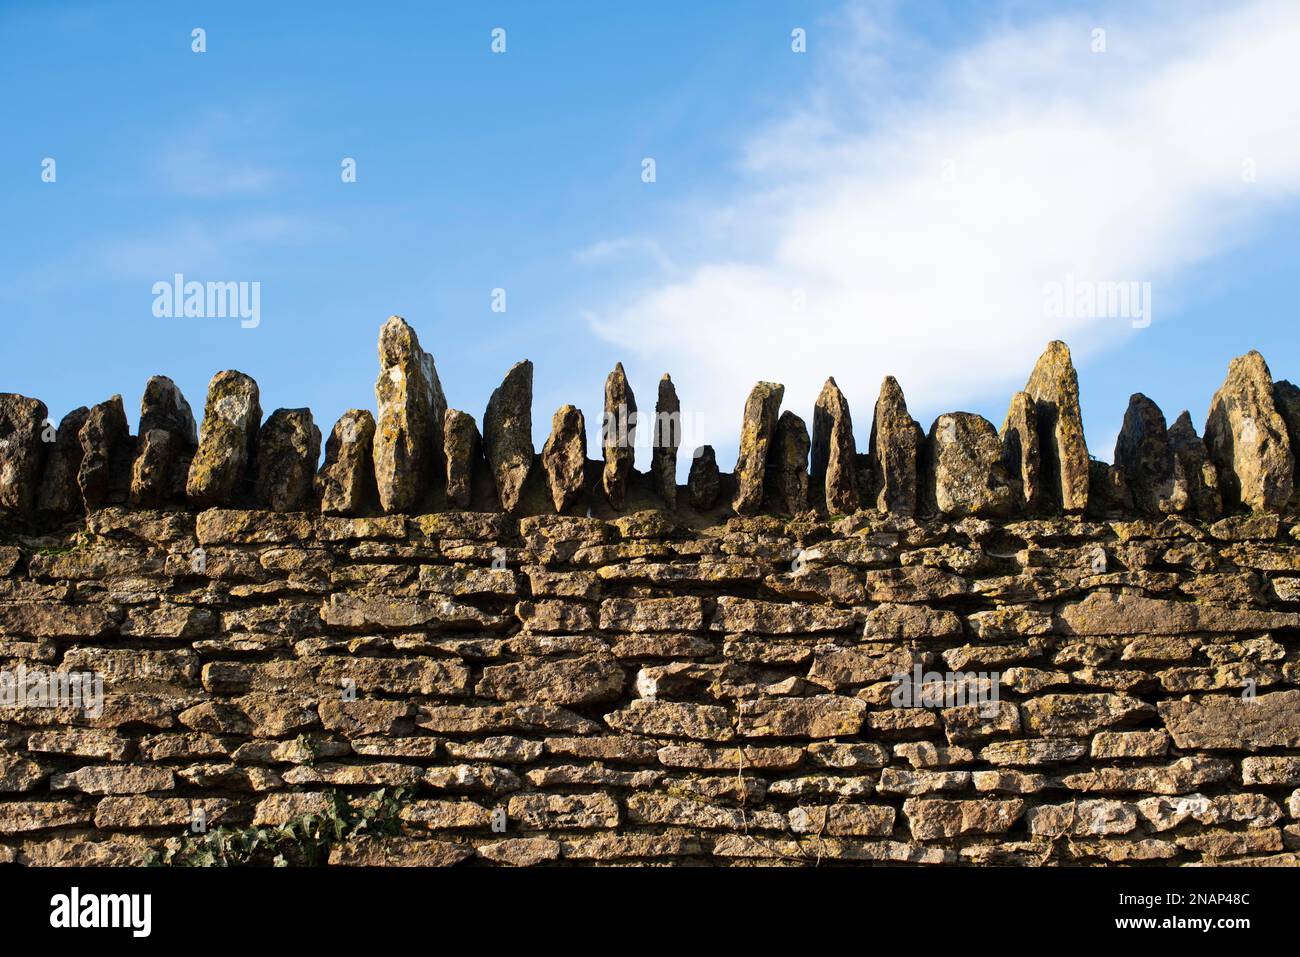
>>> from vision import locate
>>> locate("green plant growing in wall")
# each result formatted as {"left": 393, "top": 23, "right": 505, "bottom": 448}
{"left": 150, "top": 786, "right": 414, "bottom": 867}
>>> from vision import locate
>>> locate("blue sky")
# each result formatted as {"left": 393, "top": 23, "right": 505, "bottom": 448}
{"left": 3, "top": 0, "right": 1299, "bottom": 477}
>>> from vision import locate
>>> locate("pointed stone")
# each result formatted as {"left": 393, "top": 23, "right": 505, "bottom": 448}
{"left": 869, "top": 376, "right": 920, "bottom": 516}
{"left": 130, "top": 428, "right": 178, "bottom": 508}
{"left": 1274, "top": 380, "right": 1300, "bottom": 439}
{"left": 688, "top": 446, "right": 721, "bottom": 510}
{"left": 255, "top": 409, "right": 321, "bottom": 512}
{"left": 1114, "top": 394, "right": 1187, "bottom": 516}
{"left": 483, "top": 361, "right": 534, "bottom": 513}
{"left": 1273, "top": 380, "right": 1300, "bottom": 503}
{"left": 924, "top": 413, "right": 1015, "bottom": 518}
{"left": 0, "top": 395, "right": 49, "bottom": 516}
{"left": 442, "top": 410, "right": 481, "bottom": 511}
{"left": 601, "top": 363, "right": 637, "bottom": 509}
{"left": 1023, "top": 341, "right": 1089, "bottom": 513}
{"left": 373, "top": 316, "right": 446, "bottom": 514}
{"left": 140, "top": 375, "right": 197, "bottom": 443}
{"left": 732, "top": 382, "right": 784, "bottom": 515}
{"left": 318, "top": 410, "right": 377, "bottom": 516}
{"left": 1204, "top": 351, "right": 1293, "bottom": 513}
{"left": 0, "top": 395, "right": 49, "bottom": 520}
{"left": 1168, "top": 412, "right": 1221, "bottom": 521}
{"left": 999, "top": 391, "right": 1040, "bottom": 514}
{"left": 811, "top": 377, "right": 859, "bottom": 514}
{"left": 77, "top": 395, "right": 131, "bottom": 510}
{"left": 37, "top": 407, "right": 89, "bottom": 515}
{"left": 131, "top": 376, "right": 197, "bottom": 507}
{"left": 651, "top": 375, "right": 680, "bottom": 509}
{"left": 542, "top": 405, "right": 587, "bottom": 514}
{"left": 186, "top": 370, "right": 262, "bottom": 508}
{"left": 770, "top": 410, "right": 810, "bottom": 515}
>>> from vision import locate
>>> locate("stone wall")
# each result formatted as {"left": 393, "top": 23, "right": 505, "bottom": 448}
{"left": 1, "top": 322, "right": 1299, "bottom": 866}
{"left": 2, "top": 506, "right": 1300, "bottom": 866}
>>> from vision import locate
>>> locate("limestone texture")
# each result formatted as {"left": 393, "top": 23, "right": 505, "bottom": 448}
{"left": 1167, "top": 411, "right": 1222, "bottom": 520}
{"left": 186, "top": 370, "right": 261, "bottom": 508}
{"left": 1205, "top": 351, "right": 1294, "bottom": 513}
{"left": 77, "top": 395, "right": 132, "bottom": 510}
{"left": 318, "top": 410, "right": 377, "bottom": 516}
{"left": 483, "top": 361, "right": 534, "bottom": 513}
{"left": 601, "top": 363, "right": 636, "bottom": 510}
{"left": 0, "top": 483, "right": 1297, "bottom": 869}
{"left": 770, "top": 410, "right": 810, "bottom": 515}
{"left": 442, "top": 409, "right": 481, "bottom": 511}
{"left": 37, "top": 407, "right": 89, "bottom": 515}
{"left": 1023, "top": 341, "right": 1089, "bottom": 513}
{"left": 542, "top": 405, "right": 587, "bottom": 514}
{"left": 924, "top": 412, "right": 1015, "bottom": 518}
{"left": 811, "top": 377, "right": 859, "bottom": 515}
{"left": 130, "top": 376, "right": 197, "bottom": 508}
{"left": 0, "top": 394, "right": 48, "bottom": 515}
{"left": 870, "top": 376, "right": 921, "bottom": 516}
{"left": 651, "top": 375, "right": 680, "bottom": 509}
{"left": 1112, "top": 395, "right": 1180, "bottom": 516}
{"left": 2, "top": 330, "right": 1299, "bottom": 869}
{"left": 373, "top": 316, "right": 447, "bottom": 513}
{"left": 1000, "top": 391, "right": 1040, "bottom": 514}
{"left": 732, "top": 382, "right": 784, "bottom": 516}
{"left": 255, "top": 408, "right": 321, "bottom": 512}
{"left": 688, "top": 446, "right": 721, "bottom": 510}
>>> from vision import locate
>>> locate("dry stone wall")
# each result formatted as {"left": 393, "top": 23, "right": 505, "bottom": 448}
{"left": 1, "top": 321, "right": 1299, "bottom": 866}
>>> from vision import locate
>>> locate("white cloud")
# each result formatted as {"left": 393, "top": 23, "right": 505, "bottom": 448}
{"left": 153, "top": 111, "right": 279, "bottom": 198}
{"left": 96, "top": 216, "right": 339, "bottom": 281}
{"left": 584, "top": 0, "right": 1300, "bottom": 468}
{"left": 575, "top": 237, "right": 676, "bottom": 274}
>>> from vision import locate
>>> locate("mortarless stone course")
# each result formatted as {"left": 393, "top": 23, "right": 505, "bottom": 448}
{"left": 2, "top": 327, "right": 1300, "bottom": 866}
